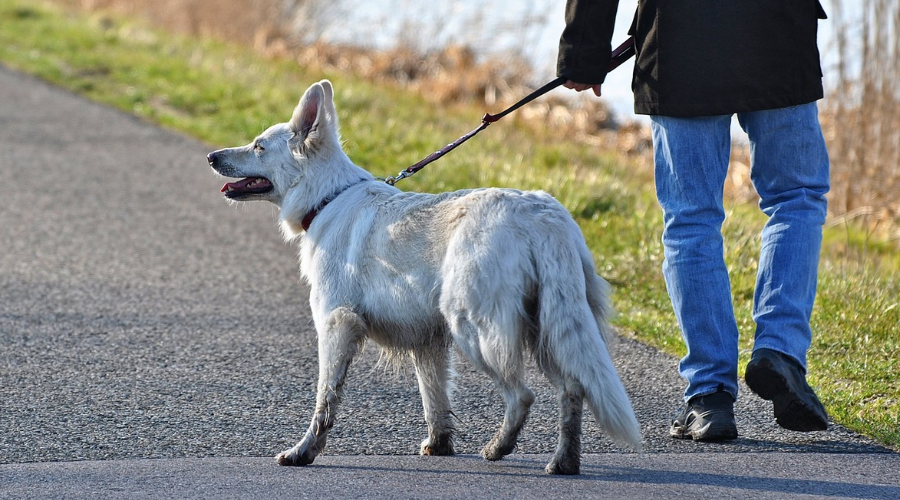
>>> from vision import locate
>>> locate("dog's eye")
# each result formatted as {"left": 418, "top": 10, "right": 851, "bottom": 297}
{"left": 253, "top": 143, "right": 265, "bottom": 153}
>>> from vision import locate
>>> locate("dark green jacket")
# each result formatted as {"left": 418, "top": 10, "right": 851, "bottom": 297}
{"left": 557, "top": 0, "right": 828, "bottom": 117}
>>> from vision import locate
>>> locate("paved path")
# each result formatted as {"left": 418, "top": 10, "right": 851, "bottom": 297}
{"left": 1, "top": 64, "right": 897, "bottom": 498}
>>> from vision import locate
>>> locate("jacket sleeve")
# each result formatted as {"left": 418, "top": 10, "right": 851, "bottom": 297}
{"left": 557, "top": 0, "right": 621, "bottom": 84}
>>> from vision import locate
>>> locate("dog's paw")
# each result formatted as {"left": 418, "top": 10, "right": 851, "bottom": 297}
{"left": 275, "top": 442, "right": 317, "bottom": 466}
{"left": 420, "top": 435, "right": 455, "bottom": 456}
{"left": 480, "top": 435, "right": 516, "bottom": 461}
{"left": 545, "top": 455, "right": 580, "bottom": 475}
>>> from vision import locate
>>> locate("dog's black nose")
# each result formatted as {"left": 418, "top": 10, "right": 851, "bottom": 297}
{"left": 207, "top": 152, "right": 217, "bottom": 166}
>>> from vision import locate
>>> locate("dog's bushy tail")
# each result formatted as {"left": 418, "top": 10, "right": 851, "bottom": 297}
{"left": 535, "top": 218, "right": 642, "bottom": 451}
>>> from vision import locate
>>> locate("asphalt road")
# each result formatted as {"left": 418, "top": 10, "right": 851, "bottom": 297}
{"left": 1, "top": 64, "right": 897, "bottom": 498}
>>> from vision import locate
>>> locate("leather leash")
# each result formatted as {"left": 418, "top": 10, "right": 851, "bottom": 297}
{"left": 384, "top": 37, "right": 636, "bottom": 185}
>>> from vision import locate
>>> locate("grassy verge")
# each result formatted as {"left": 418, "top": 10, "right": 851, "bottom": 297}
{"left": 2, "top": 0, "right": 897, "bottom": 448}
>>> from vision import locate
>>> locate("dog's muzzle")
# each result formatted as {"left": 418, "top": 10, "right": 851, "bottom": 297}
{"left": 206, "top": 151, "right": 274, "bottom": 199}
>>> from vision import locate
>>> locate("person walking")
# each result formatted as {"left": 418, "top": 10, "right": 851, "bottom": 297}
{"left": 557, "top": 0, "right": 831, "bottom": 440}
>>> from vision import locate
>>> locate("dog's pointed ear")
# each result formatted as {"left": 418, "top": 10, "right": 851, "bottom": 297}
{"left": 288, "top": 82, "right": 326, "bottom": 153}
{"left": 318, "top": 79, "right": 334, "bottom": 106}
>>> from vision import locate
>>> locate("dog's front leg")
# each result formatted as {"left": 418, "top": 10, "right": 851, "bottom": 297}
{"left": 412, "top": 345, "right": 455, "bottom": 456}
{"left": 276, "top": 308, "right": 366, "bottom": 466}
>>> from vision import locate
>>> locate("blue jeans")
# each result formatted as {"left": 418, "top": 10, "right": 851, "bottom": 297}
{"left": 650, "top": 103, "right": 830, "bottom": 402}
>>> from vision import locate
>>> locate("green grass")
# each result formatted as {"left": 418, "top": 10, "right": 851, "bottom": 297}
{"left": 3, "top": 0, "right": 897, "bottom": 449}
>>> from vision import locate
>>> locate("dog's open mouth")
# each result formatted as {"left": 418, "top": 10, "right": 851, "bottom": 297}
{"left": 221, "top": 177, "right": 273, "bottom": 199}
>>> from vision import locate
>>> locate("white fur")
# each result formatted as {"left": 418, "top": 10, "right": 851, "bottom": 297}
{"left": 207, "top": 80, "right": 642, "bottom": 474}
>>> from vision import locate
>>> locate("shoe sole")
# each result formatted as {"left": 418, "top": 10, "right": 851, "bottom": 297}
{"left": 670, "top": 416, "right": 738, "bottom": 441}
{"left": 745, "top": 358, "right": 828, "bottom": 432}
{"left": 670, "top": 425, "right": 738, "bottom": 442}
{"left": 692, "top": 423, "right": 738, "bottom": 442}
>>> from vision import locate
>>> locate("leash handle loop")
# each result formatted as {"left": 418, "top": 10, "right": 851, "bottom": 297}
{"left": 608, "top": 36, "right": 636, "bottom": 73}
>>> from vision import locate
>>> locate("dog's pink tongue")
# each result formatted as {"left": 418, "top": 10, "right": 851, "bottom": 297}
{"left": 221, "top": 177, "right": 257, "bottom": 193}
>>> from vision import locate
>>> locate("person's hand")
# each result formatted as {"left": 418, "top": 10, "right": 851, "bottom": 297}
{"left": 563, "top": 80, "right": 602, "bottom": 97}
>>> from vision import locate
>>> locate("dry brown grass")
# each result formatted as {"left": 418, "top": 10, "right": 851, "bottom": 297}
{"left": 43, "top": 0, "right": 631, "bottom": 145}
{"left": 821, "top": 0, "right": 900, "bottom": 242}
{"left": 50, "top": 0, "right": 286, "bottom": 45}
{"left": 42, "top": 0, "right": 899, "bottom": 242}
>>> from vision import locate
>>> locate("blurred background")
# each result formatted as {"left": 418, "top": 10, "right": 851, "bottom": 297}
{"left": 46, "top": 0, "right": 899, "bottom": 241}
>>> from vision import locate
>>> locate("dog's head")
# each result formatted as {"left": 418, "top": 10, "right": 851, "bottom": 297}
{"left": 206, "top": 79, "right": 343, "bottom": 207}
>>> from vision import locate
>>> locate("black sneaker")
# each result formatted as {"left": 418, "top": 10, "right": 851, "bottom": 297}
{"left": 745, "top": 348, "right": 829, "bottom": 432}
{"left": 670, "top": 391, "right": 738, "bottom": 441}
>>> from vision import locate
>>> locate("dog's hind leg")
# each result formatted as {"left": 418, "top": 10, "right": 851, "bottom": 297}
{"left": 276, "top": 307, "right": 366, "bottom": 466}
{"left": 441, "top": 254, "right": 535, "bottom": 462}
{"left": 481, "top": 371, "right": 535, "bottom": 461}
{"left": 540, "top": 367, "right": 585, "bottom": 475}
{"left": 412, "top": 344, "right": 455, "bottom": 456}
{"left": 451, "top": 316, "right": 534, "bottom": 462}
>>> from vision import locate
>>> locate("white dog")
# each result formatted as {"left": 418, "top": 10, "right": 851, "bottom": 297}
{"left": 207, "top": 80, "right": 641, "bottom": 474}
